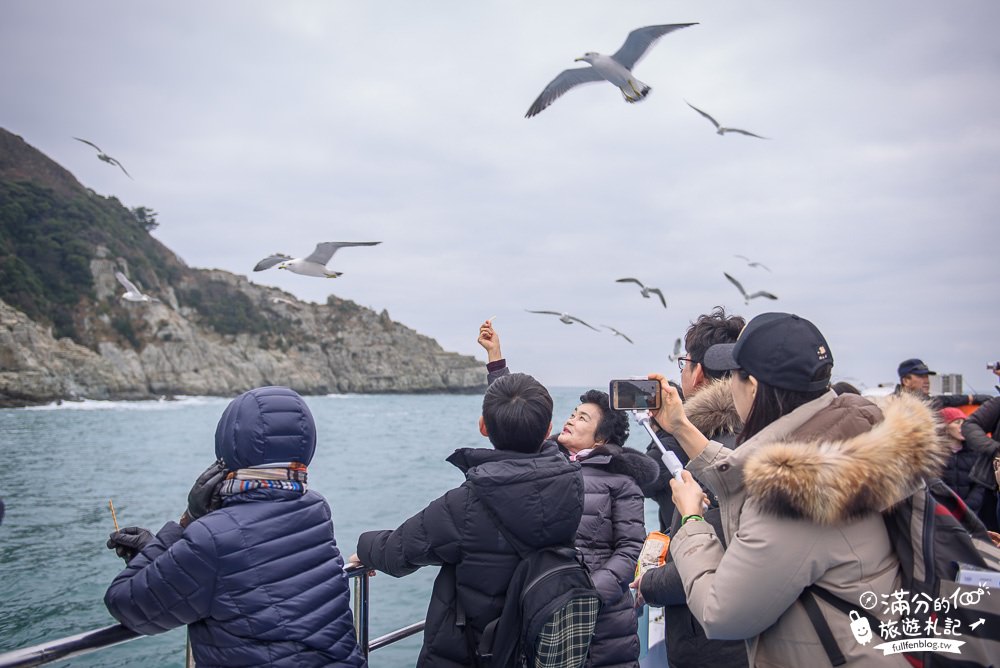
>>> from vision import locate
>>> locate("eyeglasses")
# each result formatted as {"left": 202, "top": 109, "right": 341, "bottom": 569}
{"left": 677, "top": 356, "right": 695, "bottom": 371}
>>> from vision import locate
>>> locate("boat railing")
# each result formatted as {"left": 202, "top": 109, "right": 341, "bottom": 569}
{"left": 0, "top": 563, "right": 422, "bottom": 668}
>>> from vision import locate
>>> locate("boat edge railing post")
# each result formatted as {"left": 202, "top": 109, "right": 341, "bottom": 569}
{"left": 348, "top": 563, "right": 370, "bottom": 656}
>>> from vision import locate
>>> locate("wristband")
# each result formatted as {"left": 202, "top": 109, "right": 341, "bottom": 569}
{"left": 681, "top": 514, "right": 704, "bottom": 526}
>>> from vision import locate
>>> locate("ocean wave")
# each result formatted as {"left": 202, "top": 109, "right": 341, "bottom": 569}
{"left": 23, "top": 395, "right": 230, "bottom": 411}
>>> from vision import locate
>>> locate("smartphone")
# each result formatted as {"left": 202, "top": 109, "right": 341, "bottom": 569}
{"left": 609, "top": 379, "right": 661, "bottom": 411}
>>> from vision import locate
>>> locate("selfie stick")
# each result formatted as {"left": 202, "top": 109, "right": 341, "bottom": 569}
{"left": 632, "top": 410, "right": 685, "bottom": 481}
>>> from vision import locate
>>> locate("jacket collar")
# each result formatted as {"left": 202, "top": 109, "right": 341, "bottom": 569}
{"left": 742, "top": 391, "right": 948, "bottom": 524}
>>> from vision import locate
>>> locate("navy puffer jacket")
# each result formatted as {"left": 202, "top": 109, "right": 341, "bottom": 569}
{"left": 357, "top": 444, "right": 584, "bottom": 668}
{"left": 567, "top": 442, "right": 657, "bottom": 668}
{"left": 104, "top": 386, "right": 365, "bottom": 667}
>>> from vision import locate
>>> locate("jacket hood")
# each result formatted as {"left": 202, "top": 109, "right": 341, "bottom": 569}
{"left": 448, "top": 443, "right": 584, "bottom": 552}
{"left": 215, "top": 386, "right": 317, "bottom": 469}
{"left": 584, "top": 443, "right": 660, "bottom": 486}
{"left": 685, "top": 378, "right": 743, "bottom": 439}
{"left": 743, "top": 392, "right": 949, "bottom": 524}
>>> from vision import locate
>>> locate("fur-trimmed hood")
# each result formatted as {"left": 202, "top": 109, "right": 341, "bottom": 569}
{"left": 685, "top": 378, "right": 743, "bottom": 440}
{"left": 581, "top": 443, "right": 660, "bottom": 487}
{"left": 744, "top": 392, "right": 950, "bottom": 525}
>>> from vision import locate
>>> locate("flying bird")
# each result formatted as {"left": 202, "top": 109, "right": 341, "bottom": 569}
{"left": 734, "top": 254, "right": 771, "bottom": 272}
{"left": 525, "top": 310, "right": 599, "bottom": 331}
{"left": 616, "top": 277, "right": 667, "bottom": 308}
{"left": 73, "top": 137, "right": 133, "bottom": 178}
{"left": 724, "top": 272, "right": 778, "bottom": 305}
{"left": 271, "top": 297, "right": 299, "bottom": 307}
{"left": 525, "top": 23, "right": 697, "bottom": 118}
{"left": 601, "top": 325, "right": 634, "bottom": 344}
{"left": 685, "top": 102, "right": 768, "bottom": 139}
{"left": 253, "top": 242, "right": 381, "bottom": 278}
{"left": 668, "top": 337, "right": 682, "bottom": 362}
{"left": 115, "top": 271, "right": 159, "bottom": 303}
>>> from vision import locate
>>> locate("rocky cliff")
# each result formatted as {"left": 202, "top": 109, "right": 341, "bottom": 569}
{"left": 0, "top": 129, "right": 485, "bottom": 406}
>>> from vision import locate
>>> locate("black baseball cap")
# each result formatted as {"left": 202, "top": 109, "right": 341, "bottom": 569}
{"left": 703, "top": 312, "right": 833, "bottom": 392}
{"left": 897, "top": 358, "right": 936, "bottom": 378}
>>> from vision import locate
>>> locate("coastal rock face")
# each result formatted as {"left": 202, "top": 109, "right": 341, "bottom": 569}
{"left": 0, "top": 128, "right": 486, "bottom": 406}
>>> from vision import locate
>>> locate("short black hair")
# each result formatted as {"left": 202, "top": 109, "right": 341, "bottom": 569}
{"left": 579, "top": 389, "right": 630, "bottom": 446}
{"left": 685, "top": 307, "right": 745, "bottom": 380}
{"left": 482, "top": 373, "right": 553, "bottom": 453}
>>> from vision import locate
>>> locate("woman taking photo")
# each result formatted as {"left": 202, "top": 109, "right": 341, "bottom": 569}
{"left": 478, "top": 320, "right": 657, "bottom": 668}
{"left": 642, "top": 312, "right": 947, "bottom": 667}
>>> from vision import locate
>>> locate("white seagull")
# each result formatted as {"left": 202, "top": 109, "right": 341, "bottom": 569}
{"left": 526, "top": 310, "right": 599, "bottom": 331}
{"left": 724, "top": 272, "right": 778, "bottom": 305}
{"left": 525, "top": 23, "right": 697, "bottom": 118}
{"left": 668, "top": 337, "right": 682, "bottom": 362}
{"left": 253, "top": 242, "right": 381, "bottom": 278}
{"left": 601, "top": 325, "right": 634, "bottom": 344}
{"left": 686, "top": 102, "right": 768, "bottom": 139}
{"left": 734, "top": 254, "right": 772, "bottom": 272}
{"left": 73, "top": 137, "right": 133, "bottom": 178}
{"left": 616, "top": 277, "right": 667, "bottom": 308}
{"left": 115, "top": 271, "right": 159, "bottom": 303}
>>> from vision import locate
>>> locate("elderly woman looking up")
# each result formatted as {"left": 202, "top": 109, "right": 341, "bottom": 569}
{"left": 643, "top": 313, "right": 948, "bottom": 667}
{"left": 479, "top": 320, "right": 657, "bottom": 668}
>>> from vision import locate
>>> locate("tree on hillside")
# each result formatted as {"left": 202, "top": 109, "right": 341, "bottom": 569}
{"left": 131, "top": 206, "right": 159, "bottom": 232}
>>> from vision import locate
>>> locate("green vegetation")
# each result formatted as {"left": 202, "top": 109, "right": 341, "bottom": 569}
{"left": 176, "top": 282, "right": 273, "bottom": 337}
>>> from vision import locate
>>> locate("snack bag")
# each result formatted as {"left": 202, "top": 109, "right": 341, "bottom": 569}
{"left": 635, "top": 531, "right": 670, "bottom": 579}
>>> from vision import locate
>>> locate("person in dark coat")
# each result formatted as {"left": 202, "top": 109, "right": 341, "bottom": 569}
{"left": 351, "top": 371, "right": 585, "bottom": 668}
{"left": 939, "top": 407, "right": 987, "bottom": 514}
{"left": 633, "top": 379, "right": 747, "bottom": 668}
{"left": 640, "top": 307, "right": 745, "bottom": 534}
{"left": 477, "top": 320, "right": 655, "bottom": 668}
{"left": 104, "top": 386, "right": 365, "bottom": 668}
{"left": 963, "top": 395, "right": 1000, "bottom": 531}
{"left": 557, "top": 389, "right": 657, "bottom": 668}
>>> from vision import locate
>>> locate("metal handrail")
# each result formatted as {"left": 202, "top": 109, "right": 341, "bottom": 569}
{"left": 0, "top": 564, "right": 424, "bottom": 667}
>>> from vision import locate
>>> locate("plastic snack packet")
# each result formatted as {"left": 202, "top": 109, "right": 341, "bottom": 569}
{"left": 635, "top": 531, "right": 670, "bottom": 579}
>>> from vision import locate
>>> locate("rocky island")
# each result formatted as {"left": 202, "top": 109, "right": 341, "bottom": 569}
{"left": 0, "top": 129, "right": 485, "bottom": 407}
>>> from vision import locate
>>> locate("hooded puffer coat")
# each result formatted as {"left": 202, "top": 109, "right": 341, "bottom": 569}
{"left": 104, "top": 386, "right": 365, "bottom": 668}
{"left": 565, "top": 440, "right": 658, "bottom": 668}
{"left": 357, "top": 444, "right": 584, "bottom": 668}
{"left": 671, "top": 391, "right": 949, "bottom": 667}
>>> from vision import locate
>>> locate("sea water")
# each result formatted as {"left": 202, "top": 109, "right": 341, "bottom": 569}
{"left": 0, "top": 390, "right": 657, "bottom": 667}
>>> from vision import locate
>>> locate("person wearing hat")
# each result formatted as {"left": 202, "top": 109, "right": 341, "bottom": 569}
{"left": 104, "top": 386, "right": 365, "bottom": 667}
{"left": 896, "top": 357, "right": 991, "bottom": 408}
{"left": 938, "top": 407, "right": 987, "bottom": 516}
{"left": 642, "top": 313, "right": 948, "bottom": 667}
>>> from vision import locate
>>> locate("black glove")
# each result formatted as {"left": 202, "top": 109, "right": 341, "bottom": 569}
{"left": 107, "top": 526, "right": 154, "bottom": 563}
{"left": 187, "top": 459, "right": 227, "bottom": 521}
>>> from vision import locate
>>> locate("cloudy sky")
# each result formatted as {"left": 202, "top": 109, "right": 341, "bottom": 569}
{"left": 2, "top": 1, "right": 998, "bottom": 392}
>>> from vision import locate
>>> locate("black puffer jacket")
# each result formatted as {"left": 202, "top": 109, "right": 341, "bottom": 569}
{"left": 563, "top": 440, "right": 657, "bottom": 668}
{"left": 357, "top": 444, "right": 584, "bottom": 668}
{"left": 941, "top": 442, "right": 987, "bottom": 513}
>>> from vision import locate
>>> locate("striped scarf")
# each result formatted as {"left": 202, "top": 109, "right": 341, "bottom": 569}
{"left": 219, "top": 462, "right": 308, "bottom": 497}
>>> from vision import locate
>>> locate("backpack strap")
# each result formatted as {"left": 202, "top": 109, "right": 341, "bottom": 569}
{"left": 800, "top": 586, "right": 848, "bottom": 667}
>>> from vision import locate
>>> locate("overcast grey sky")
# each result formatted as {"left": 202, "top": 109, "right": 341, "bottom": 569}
{"left": 2, "top": 1, "right": 998, "bottom": 392}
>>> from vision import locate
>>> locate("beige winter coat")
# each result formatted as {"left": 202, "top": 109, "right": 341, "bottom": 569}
{"left": 670, "top": 390, "right": 948, "bottom": 667}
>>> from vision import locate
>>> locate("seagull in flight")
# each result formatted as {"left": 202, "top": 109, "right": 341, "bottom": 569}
{"left": 253, "top": 242, "right": 381, "bottom": 278}
{"left": 724, "top": 272, "right": 778, "bottom": 305}
{"left": 616, "top": 277, "right": 667, "bottom": 308}
{"left": 526, "top": 310, "right": 599, "bottom": 331}
{"left": 525, "top": 23, "right": 697, "bottom": 118}
{"left": 734, "top": 254, "right": 771, "bottom": 272}
{"left": 73, "top": 137, "right": 133, "bottom": 178}
{"left": 115, "top": 271, "right": 159, "bottom": 303}
{"left": 668, "top": 337, "right": 682, "bottom": 362}
{"left": 602, "top": 325, "right": 634, "bottom": 344}
{"left": 685, "top": 102, "right": 768, "bottom": 139}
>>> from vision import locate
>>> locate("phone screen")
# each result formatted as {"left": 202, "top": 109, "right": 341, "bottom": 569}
{"left": 609, "top": 379, "right": 661, "bottom": 411}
